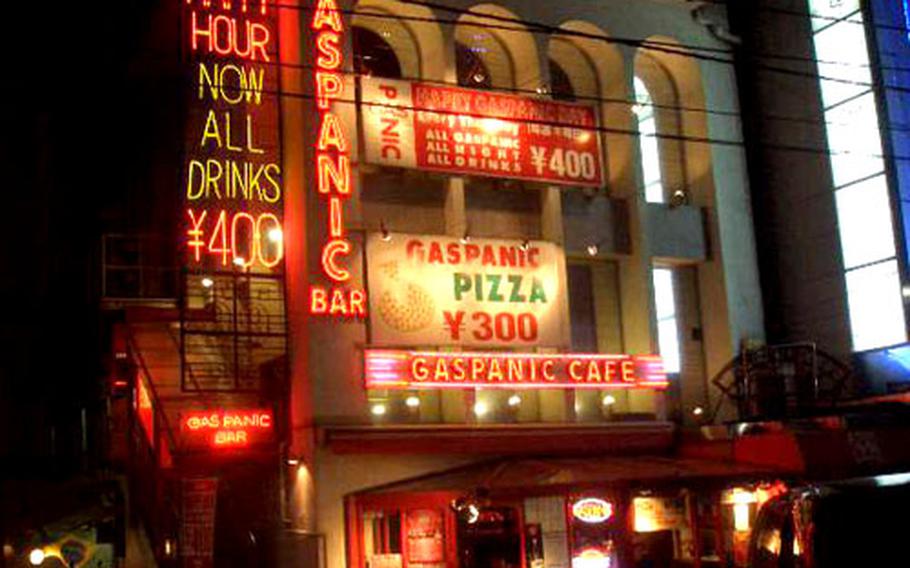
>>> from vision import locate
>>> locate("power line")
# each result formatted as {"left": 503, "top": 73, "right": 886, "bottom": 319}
{"left": 180, "top": 76, "right": 910, "bottom": 163}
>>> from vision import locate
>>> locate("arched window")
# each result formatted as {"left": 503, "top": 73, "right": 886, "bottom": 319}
{"left": 634, "top": 76, "right": 664, "bottom": 203}
{"left": 455, "top": 41, "right": 493, "bottom": 88}
{"left": 548, "top": 58, "right": 575, "bottom": 102}
{"left": 353, "top": 26, "right": 403, "bottom": 79}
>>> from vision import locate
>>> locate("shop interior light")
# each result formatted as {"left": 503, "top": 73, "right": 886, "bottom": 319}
{"left": 405, "top": 395, "right": 420, "bottom": 409}
{"left": 507, "top": 394, "right": 522, "bottom": 407}
{"left": 28, "top": 548, "right": 45, "bottom": 566}
{"left": 232, "top": 256, "right": 246, "bottom": 266}
{"left": 287, "top": 458, "right": 300, "bottom": 466}
{"left": 201, "top": 277, "right": 214, "bottom": 288}
{"left": 602, "top": 395, "right": 616, "bottom": 406}
{"left": 692, "top": 406, "right": 704, "bottom": 416}
{"left": 473, "top": 401, "right": 489, "bottom": 417}
{"left": 267, "top": 227, "right": 283, "bottom": 244}
{"left": 466, "top": 504, "right": 481, "bottom": 524}
{"left": 370, "top": 403, "right": 387, "bottom": 416}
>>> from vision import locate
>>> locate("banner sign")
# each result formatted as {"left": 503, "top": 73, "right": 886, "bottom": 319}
{"left": 364, "top": 350, "right": 668, "bottom": 390}
{"left": 360, "top": 78, "right": 604, "bottom": 187}
{"left": 366, "top": 233, "right": 569, "bottom": 348}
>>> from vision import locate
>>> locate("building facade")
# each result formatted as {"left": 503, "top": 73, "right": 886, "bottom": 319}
{"left": 282, "top": 1, "right": 766, "bottom": 567}
{"left": 98, "top": 0, "right": 778, "bottom": 567}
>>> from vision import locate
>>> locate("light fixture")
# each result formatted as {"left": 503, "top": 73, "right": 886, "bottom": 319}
{"left": 460, "top": 231, "right": 471, "bottom": 244}
{"left": 466, "top": 503, "right": 481, "bottom": 524}
{"left": 164, "top": 538, "right": 175, "bottom": 557}
{"left": 371, "top": 403, "right": 387, "bottom": 416}
{"left": 201, "top": 277, "right": 214, "bottom": 288}
{"left": 472, "top": 72, "right": 486, "bottom": 84}
{"left": 536, "top": 84, "right": 549, "bottom": 95}
{"left": 380, "top": 221, "right": 392, "bottom": 242}
{"left": 586, "top": 243, "right": 599, "bottom": 257}
{"left": 507, "top": 394, "right": 522, "bottom": 407}
{"left": 692, "top": 406, "right": 705, "bottom": 417}
{"left": 28, "top": 548, "right": 45, "bottom": 566}
{"left": 405, "top": 395, "right": 420, "bottom": 409}
{"left": 232, "top": 256, "right": 246, "bottom": 267}
{"left": 670, "top": 189, "right": 688, "bottom": 207}
{"left": 473, "top": 401, "right": 489, "bottom": 417}
{"left": 287, "top": 458, "right": 300, "bottom": 466}
{"left": 602, "top": 395, "right": 616, "bottom": 407}
{"left": 519, "top": 240, "right": 531, "bottom": 252}
{"left": 902, "top": 285, "right": 910, "bottom": 298}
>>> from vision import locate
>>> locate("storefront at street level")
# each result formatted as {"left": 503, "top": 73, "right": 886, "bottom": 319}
{"left": 345, "top": 456, "right": 787, "bottom": 568}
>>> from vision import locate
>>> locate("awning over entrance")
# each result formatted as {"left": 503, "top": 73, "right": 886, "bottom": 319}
{"left": 353, "top": 455, "right": 786, "bottom": 498}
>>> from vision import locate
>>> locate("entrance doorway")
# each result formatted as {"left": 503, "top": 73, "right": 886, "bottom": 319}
{"left": 457, "top": 506, "right": 522, "bottom": 568}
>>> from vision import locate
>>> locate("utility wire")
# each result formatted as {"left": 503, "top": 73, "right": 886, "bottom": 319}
{"left": 180, "top": 76, "right": 910, "bottom": 163}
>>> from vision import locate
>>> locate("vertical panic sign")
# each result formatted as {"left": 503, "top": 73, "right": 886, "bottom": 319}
{"left": 309, "top": 0, "right": 367, "bottom": 317}
{"left": 181, "top": 0, "right": 284, "bottom": 272}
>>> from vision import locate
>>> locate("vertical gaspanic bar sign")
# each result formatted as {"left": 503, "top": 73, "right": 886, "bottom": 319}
{"left": 308, "top": 0, "right": 368, "bottom": 319}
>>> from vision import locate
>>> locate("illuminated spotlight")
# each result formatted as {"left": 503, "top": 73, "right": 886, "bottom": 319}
{"left": 371, "top": 403, "right": 387, "bottom": 417}
{"left": 267, "top": 227, "right": 283, "bottom": 244}
{"left": 286, "top": 458, "right": 300, "bottom": 466}
{"left": 519, "top": 240, "right": 531, "bottom": 252}
{"left": 472, "top": 73, "right": 486, "bottom": 84}
{"left": 576, "top": 131, "right": 592, "bottom": 143}
{"left": 587, "top": 243, "right": 599, "bottom": 257}
{"left": 163, "top": 539, "right": 175, "bottom": 557}
{"left": 233, "top": 256, "right": 246, "bottom": 267}
{"left": 201, "top": 277, "right": 214, "bottom": 289}
{"left": 602, "top": 394, "right": 616, "bottom": 407}
{"left": 460, "top": 232, "right": 471, "bottom": 244}
{"left": 405, "top": 395, "right": 421, "bottom": 409}
{"left": 692, "top": 406, "right": 705, "bottom": 417}
{"left": 381, "top": 30, "right": 391, "bottom": 38}
{"left": 473, "top": 401, "right": 489, "bottom": 417}
{"left": 507, "top": 394, "right": 522, "bottom": 407}
{"left": 536, "top": 85, "right": 549, "bottom": 95}
{"left": 28, "top": 548, "right": 45, "bottom": 566}
{"left": 467, "top": 504, "right": 481, "bottom": 524}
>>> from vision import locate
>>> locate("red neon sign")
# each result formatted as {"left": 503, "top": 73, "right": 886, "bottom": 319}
{"left": 309, "top": 0, "right": 366, "bottom": 317}
{"left": 181, "top": 0, "right": 284, "bottom": 272}
{"left": 364, "top": 350, "right": 668, "bottom": 390}
{"left": 181, "top": 409, "right": 273, "bottom": 448}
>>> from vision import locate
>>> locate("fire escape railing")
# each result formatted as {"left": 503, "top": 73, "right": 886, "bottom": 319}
{"left": 708, "top": 342, "right": 857, "bottom": 423}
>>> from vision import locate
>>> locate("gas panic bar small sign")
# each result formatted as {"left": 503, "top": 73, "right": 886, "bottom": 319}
{"left": 181, "top": 409, "right": 274, "bottom": 449}
{"left": 364, "top": 351, "right": 668, "bottom": 390}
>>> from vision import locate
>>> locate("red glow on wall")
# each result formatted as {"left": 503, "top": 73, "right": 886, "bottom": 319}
{"left": 181, "top": 409, "right": 274, "bottom": 448}
{"left": 364, "top": 350, "right": 669, "bottom": 390}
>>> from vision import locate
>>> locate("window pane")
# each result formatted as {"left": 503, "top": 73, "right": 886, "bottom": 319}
{"left": 824, "top": 92, "right": 885, "bottom": 187}
{"left": 653, "top": 268, "right": 681, "bottom": 373}
{"left": 808, "top": 0, "right": 860, "bottom": 31}
{"left": 635, "top": 78, "right": 664, "bottom": 203}
{"left": 845, "top": 260, "right": 907, "bottom": 351}
{"left": 568, "top": 264, "right": 598, "bottom": 352}
{"left": 835, "top": 175, "right": 896, "bottom": 268}
{"left": 813, "top": 20, "right": 873, "bottom": 109}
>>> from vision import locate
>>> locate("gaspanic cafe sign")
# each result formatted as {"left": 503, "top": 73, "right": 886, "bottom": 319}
{"left": 364, "top": 350, "right": 669, "bottom": 390}
{"left": 360, "top": 77, "right": 604, "bottom": 187}
{"left": 366, "top": 233, "right": 569, "bottom": 347}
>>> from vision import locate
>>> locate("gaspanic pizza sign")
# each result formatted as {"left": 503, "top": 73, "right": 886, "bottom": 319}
{"left": 366, "top": 233, "right": 570, "bottom": 348}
